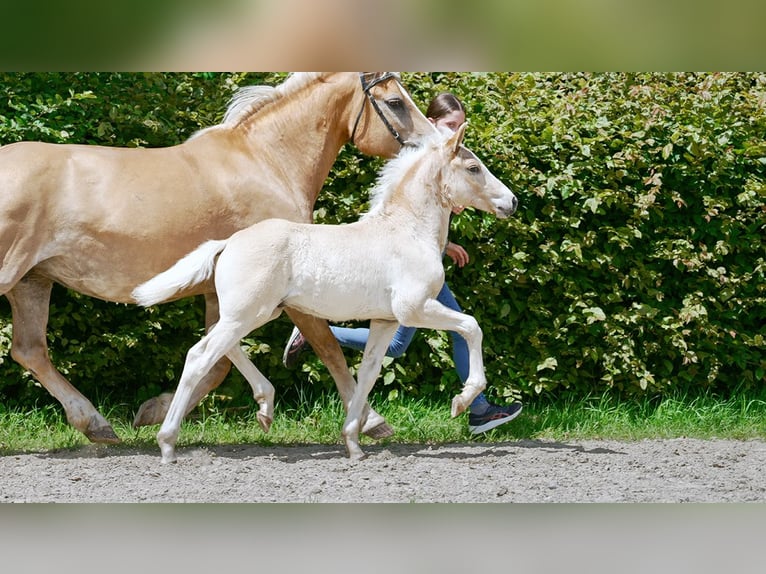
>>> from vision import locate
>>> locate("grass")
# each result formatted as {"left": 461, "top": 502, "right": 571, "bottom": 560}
{"left": 2, "top": 390, "right": 766, "bottom": 454}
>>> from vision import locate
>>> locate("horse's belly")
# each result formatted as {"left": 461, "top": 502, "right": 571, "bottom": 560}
{"left": 283, "top": 284, "right": 394, "bottom": 323}
{"left": 35, "top": 254, "right": 211, "bottom": 303}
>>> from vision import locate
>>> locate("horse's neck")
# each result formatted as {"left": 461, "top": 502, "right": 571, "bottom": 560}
{"left": 233, "top": 74, "right": 354, "bottom": 205}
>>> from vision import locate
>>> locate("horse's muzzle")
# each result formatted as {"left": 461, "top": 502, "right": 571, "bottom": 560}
{"left": 495, "top": 195, "right": 518, "bottom": 218}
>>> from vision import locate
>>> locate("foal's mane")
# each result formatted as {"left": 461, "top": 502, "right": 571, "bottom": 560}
{"left": 362, "top": 132, "right": 445, "bottom": 219}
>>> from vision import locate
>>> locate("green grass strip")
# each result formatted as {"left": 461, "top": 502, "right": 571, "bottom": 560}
{"left": 2, "top": 390, "right": 766, "bottom": 455}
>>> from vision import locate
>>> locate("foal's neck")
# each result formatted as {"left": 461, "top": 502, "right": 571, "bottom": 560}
{"left": 386, "top": 175, "right": 453, "bottom": 252}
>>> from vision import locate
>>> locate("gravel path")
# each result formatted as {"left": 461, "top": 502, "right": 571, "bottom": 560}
{"left": 2, "top": 438, "right": 765, "bottom": 502}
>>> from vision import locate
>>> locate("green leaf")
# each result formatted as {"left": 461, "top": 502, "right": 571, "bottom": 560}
{"left": 536, "top": 357, "right": 558, "bottom": 372}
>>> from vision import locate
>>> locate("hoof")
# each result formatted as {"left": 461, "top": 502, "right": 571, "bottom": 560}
{"left": 133, "top": 393, "right": 174, "bottom": 427}
{"left": 256, "top": 413, "right": 273, "bottom": 433}
{"left": 85, "top": 421, "right": 121, "bottom": 445}
{"left": 451, "top": 395, "right": 467, "bottom": 418}
{"left": 344, "top": 446, "right": 368, "bottom": 461}
{"left": 158, "top": 437, "right": 178, "bottom": 463}
{"left": 362, "top": 422, "right": 394, "bottom": 439}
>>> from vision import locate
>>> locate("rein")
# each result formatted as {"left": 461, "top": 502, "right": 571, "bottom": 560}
{"left": 351, "top": 73, "right": 407, "bottom": 147}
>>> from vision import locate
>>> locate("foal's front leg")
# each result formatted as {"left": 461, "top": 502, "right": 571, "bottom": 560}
{"left": 405, "top": 299, "right": 488, "bottom": 418}
{"left": 342, "top": 320, "right": 399, "bottom": 460}
{"left": 283, "top": 308, "right": 394, "bottom": 439}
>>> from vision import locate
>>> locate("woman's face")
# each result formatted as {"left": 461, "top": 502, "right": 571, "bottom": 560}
{"left": 429, "top": 109, "right": 466, "bottom": 133}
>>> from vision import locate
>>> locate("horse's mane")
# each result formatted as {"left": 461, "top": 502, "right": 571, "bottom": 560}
{"left": 221, "top": 72, "right": 325, "bottom": 126}
{"left": 362, "top": 132, "right": 446, "bottom": 220}
{"left": 189, "top": 73, "right": 325, "bottom": 139}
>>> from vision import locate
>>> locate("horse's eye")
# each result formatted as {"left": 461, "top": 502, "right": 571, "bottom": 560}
{"left": 468, "top": 165, "right": 481, "bottom": 173}
{"left": 386, "top": 98, "right": 403, "bottom": 109}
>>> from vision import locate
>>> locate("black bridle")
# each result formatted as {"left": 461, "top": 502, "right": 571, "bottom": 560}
{"left": 351, "top": 72, "right": 408, "bottom": 147}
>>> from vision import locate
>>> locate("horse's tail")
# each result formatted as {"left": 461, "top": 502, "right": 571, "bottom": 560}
{"left": 132, "top": 239, "right": 228, "bottom": 307}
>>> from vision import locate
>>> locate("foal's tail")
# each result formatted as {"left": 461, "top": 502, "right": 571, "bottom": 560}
{"left": 132, "top": 239, "right": 228, "bottom": 307}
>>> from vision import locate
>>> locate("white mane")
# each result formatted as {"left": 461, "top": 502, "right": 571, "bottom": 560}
{"left": 362, "top": 131, "right": 447, "bottom": 219}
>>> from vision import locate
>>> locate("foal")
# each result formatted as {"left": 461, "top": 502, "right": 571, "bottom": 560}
{"left": 133, "top": 124, "right": 518, "bottom": 461}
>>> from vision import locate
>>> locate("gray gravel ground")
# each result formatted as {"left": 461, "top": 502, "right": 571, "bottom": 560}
{"left": 2, "top": 437, "right": 765, "bottom": 502}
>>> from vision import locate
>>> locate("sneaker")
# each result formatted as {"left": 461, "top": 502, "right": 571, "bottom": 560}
{"left": 282, "top": 327, "right": 309, "bottom": 369}
{"left": 468, "top": 402, "right": 523, "bottom": 435}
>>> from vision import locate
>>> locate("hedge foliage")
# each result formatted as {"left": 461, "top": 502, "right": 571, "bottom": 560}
{"left": 1, "top": 73, "right": 764, "bottom": 412}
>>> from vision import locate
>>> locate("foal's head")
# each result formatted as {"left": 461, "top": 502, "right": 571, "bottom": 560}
{"left": 365, "top": 124, "right": 518, "bottom": 220}
{"left": 436, "top": 123, "right": 518, "bottom": 218}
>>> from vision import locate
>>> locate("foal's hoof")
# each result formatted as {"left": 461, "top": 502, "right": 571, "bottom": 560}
{"left": 132, "top": 393, "right": 174, "bottom": 427}
{"left": 160, "top": 452, "right": 178, "bottom": 464}
{"left": 362, "top": 422, "right": 394, "bottom": 440}
{"left": 256, "top": 413, "right": 273, "bottom": 433}
{"left": 451, "top": 395, "right": 468, "bottom": 418}
{"left": 85, "top": 419, "right": 121, "bottom": 444}
{"left": 344, "top": 446, "right": 368, "bottom": 461}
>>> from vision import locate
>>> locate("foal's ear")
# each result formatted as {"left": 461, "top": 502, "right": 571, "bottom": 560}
{"left": 448, "top": 122, "right": 468, "bottom": 154}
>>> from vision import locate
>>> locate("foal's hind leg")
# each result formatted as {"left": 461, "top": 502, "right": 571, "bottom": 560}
{"left": 5, "top": 273, "right": 120, "bottom": 443}
{"left": 157, "top": 320, "right": 249, "bottom": 463}
{"left": 226, "top": 344, "right": 275, "bottom": 433}
{"left": 283, "top": 308, "right": 394, "bottom": 439}
{"left": 133, "top": 292, "right": 233, "bottom": 428}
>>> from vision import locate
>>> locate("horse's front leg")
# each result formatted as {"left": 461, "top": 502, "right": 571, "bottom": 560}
{"left": 343, "top": 320, "right": 399, "bottom": 460}
{"left": 133, "top": 292, "right": 232, "bottom": 428}
{"left": 404, "top": 299, "right": 487, "bottom": 418}
{"left": 6, "top": 273, "right": 120, "bottom": 443}
{"left": 283, "top": 308, "right": 394, "bottom": 439}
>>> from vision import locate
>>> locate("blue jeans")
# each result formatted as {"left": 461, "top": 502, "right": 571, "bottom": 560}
{"left": 330, "top": 282, "right": 490, "bottom": 412}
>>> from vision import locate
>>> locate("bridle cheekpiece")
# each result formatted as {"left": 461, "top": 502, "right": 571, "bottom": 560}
{"left": 351, "top": 72, "right": 408, "bottom": 147}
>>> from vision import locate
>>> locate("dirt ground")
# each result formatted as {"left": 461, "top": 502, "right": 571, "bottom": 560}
{"left": 2, "top": 437, "right": 765, "bottom": 502}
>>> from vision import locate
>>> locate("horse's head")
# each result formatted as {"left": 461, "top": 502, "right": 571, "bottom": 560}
{"left": 439, "top": 123, "right": 518, "bottom": 219}
{"left": 350, "top": 73, "right": 437, "bottom": 158}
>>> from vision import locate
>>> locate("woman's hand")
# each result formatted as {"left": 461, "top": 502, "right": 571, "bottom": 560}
{"left": 445, "top": 241, "right": 470, "bottom": 267}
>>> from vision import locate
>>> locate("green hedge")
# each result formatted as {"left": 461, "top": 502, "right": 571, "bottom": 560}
{"left": 1, "top": 73, "right": 764, "bottom": 412}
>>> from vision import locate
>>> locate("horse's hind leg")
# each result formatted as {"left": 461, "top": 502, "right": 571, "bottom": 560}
{"left": 283, "top": 308, "right": 394, "bottom": 439}
{"left": 226, "top": 346, "right": 275, "bottom": 432}
{"left": 133, "top": 292, "right": 233, "bottom": 428}
{"left": 157, "top": 320, "right": 248, "bottom": 463}
{"left": 5, "top": 273, "right": 120, "bottom": 443}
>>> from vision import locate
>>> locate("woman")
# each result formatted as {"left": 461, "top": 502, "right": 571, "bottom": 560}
{"left": 283, "top": 92, "right": 522, "bottom": 434}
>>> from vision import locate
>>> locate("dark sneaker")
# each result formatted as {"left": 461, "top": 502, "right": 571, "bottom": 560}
{"left": 468, "top": 402, "right": 523, "bottom": 435}
{"left": 282, "top": 327, "right": 309, "bottom": 369}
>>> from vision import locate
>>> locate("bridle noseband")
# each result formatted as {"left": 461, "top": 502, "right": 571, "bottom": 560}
{"left": 351, "top": 72, "right": 408, "bottom": 147}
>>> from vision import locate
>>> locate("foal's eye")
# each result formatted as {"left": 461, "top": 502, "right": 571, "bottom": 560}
{"left": 468, "top": 165, "right": 481, "bottom": 174}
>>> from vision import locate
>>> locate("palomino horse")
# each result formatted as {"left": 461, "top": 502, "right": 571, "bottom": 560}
{"left": 0, "top": 72, "right": 437, "bottom": 444}
{"left": 133, "top": 124, "right": 518, "bottom": 462}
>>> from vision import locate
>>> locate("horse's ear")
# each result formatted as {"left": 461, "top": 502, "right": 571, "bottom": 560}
{"left": 448, "top": 122, "right": 468, "bottom": 155}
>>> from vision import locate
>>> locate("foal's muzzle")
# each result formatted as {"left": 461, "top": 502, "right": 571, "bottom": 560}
{"left": 495, "top": 195, "right": 518, "bottom": 218}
